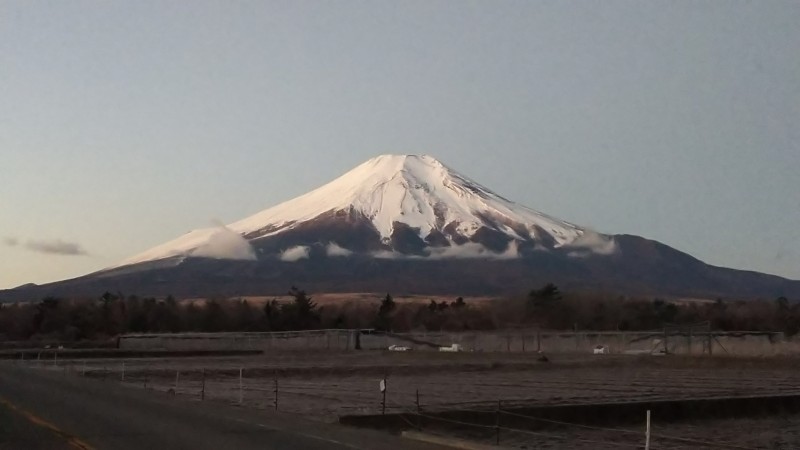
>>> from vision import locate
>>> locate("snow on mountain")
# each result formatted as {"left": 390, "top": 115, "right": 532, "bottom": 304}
{"left": 113, "top": 155, "right": 615, "bottom": 268}
{"left": 112, "top": 226, "right": 256, "bottom": 268}
{"left": 230, "top": 154, "right": 582, "bottom": 241}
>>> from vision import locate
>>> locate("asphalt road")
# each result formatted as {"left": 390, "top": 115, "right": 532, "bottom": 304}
{"left": 0, "top": 401, "right": 70, "bottom": 450}
{"left": 0, "top": 363, "right": 446, "bottom": 450}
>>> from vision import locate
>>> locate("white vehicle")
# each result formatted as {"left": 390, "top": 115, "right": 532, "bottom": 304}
{"left": 593, "top": 344, "right": 609, "bottom": 355}
{"left": 439, "top": 344, "right": 462, "bottom": 352}
{"left": 388, "top": 345, "right": 411, "bottom": 352}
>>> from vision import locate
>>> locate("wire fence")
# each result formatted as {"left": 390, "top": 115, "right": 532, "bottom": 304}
{"left": 9, "top": 354, "right": 790, "bottom": 449}
{"left": 115, "top": 328, "right": 789, "bottom": 357}
{"left": 383, "top": 396, "right": 763, "bottom": 450}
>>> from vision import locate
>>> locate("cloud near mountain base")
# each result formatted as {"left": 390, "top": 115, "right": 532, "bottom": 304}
{"left": 190, "top": 227, "right": 256, "bottom": 260}
{"left": 280, "top": 245, "right": 310, "bottom": 261}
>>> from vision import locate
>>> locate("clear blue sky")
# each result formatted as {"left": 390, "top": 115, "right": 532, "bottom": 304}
{"left": 2, "top": 1, "right": 799, "bottom": 289}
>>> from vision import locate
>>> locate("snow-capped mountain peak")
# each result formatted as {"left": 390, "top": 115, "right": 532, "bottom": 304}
{"left": 231, "top": 154, "right": 582, "bottom": 241}
{"left": 113, "top": 154, "right": 614, "bottom": 268}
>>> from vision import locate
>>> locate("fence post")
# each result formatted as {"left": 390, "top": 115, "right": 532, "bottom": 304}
{"left": 201, "top": 369, "right": 206, "bottom": 401}
{"left": 645, "top": 409, "right": 651, "bottom": 450}
{"left": 495, "top": 400, "right": 501, "bottom": 445}
{"left": 574, "top": 325, "right": 579, "bottom": 351}
{"left": 381, "top": 376, "right": 387, "bottom": 415}
{"left": 273, "top": 370, "right": 278, "bottom": 410}
{"left": 415, "top": 389, "right": 422, "bottom": 430}
{"left": 537, "top": 331, "right": 541, "bottom": 352}
{"left": 239, "top": 368, "right": 244, "bottom": 405}
{"left": 175, "top": 370, "right": 180, "bottom": 394}
{"left": 708, "top": 332, "right": 713, "bottom": 355}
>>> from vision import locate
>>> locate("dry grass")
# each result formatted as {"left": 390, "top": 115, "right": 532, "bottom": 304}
{"left": 182, "top": 293, "right": 499, "bottom": 307}
{"left": 38, "top": 350, "right": 800, "bottom": 449}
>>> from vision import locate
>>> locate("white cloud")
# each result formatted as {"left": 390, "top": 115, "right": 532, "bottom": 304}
{"left": 372, "top": 249, "right": 401, "bottom": 259}
{"left": 326, "top": 242, "right": 353, "bottom": 257}
{"left": 371, "top": 241, "right": 521, "bottom": 260}
{"left": 280, "top": 245, "right": 310, "bottom": 262}
{"left": 190, "top": 226, "right": 256, "bottom": 261}
{"left": 427, "top": 241, "right": 520, "bottom": 259}
{"left": 564, "top": 230, "right": 618, "bottom": 257}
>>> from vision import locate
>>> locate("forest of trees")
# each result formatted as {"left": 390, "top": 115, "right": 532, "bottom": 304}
{"left": 0, "top": 284, "right": 796, "bottom": 342}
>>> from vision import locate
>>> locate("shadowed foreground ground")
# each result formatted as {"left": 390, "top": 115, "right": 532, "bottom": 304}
{"left": 0, "top": 363, "right": 447, "bottom": 450}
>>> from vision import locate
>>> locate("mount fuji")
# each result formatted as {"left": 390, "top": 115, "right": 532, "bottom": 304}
{"left": 115, "top": 154, "right": 615, "bottom": 267}
{"left": 3, "top": 155, "right": 799, "bottom": 300}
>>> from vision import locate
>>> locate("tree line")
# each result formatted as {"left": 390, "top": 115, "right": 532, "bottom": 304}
{"left": 0, "top": 284, "right": 796, "bottom": 342}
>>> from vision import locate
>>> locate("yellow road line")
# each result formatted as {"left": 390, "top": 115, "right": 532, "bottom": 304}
{"left": 0, "top": 396, "right": 95, "bottom": 450}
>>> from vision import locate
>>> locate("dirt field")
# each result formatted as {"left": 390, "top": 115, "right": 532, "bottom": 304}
{"left": 181, "top": 293, "right": 499, "bottom": 307}
{"left": 26, "top": 351, "right": 800, "bottom": 449}
{"left": 434, "top": 414, "right": 800, "bottom": 449}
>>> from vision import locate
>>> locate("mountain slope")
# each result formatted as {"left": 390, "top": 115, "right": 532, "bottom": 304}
{"left": 2, "top": 154, "right": 798, "bottom": 301}
{"left": 114, "top": 155, "right": 614, "bottom": 268}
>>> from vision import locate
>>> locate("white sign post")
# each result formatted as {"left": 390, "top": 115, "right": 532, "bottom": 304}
{"left": 380, "top": 378, "right": 387, "bottom": 415}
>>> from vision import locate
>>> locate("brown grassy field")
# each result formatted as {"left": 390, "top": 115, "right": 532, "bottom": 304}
{"left": 23, "top": 351, "right": 800, "bottom": 449}
{"left": 182, "top": 292, "right": 499, "bottom": 307}
{"left": 49, "top": 352, "right": 800, "bottom": 415}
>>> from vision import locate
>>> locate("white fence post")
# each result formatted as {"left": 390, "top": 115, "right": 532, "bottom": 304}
{"left": 645, "top": 409, "right": 651, "bottom": 450}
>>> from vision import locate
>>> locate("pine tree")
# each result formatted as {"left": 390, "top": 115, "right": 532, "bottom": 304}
{"left": 281, "top": 287, "right": 320, "bottom": 330}
{"left": 374, "top": 293, "right": 396, "bottom": 331}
